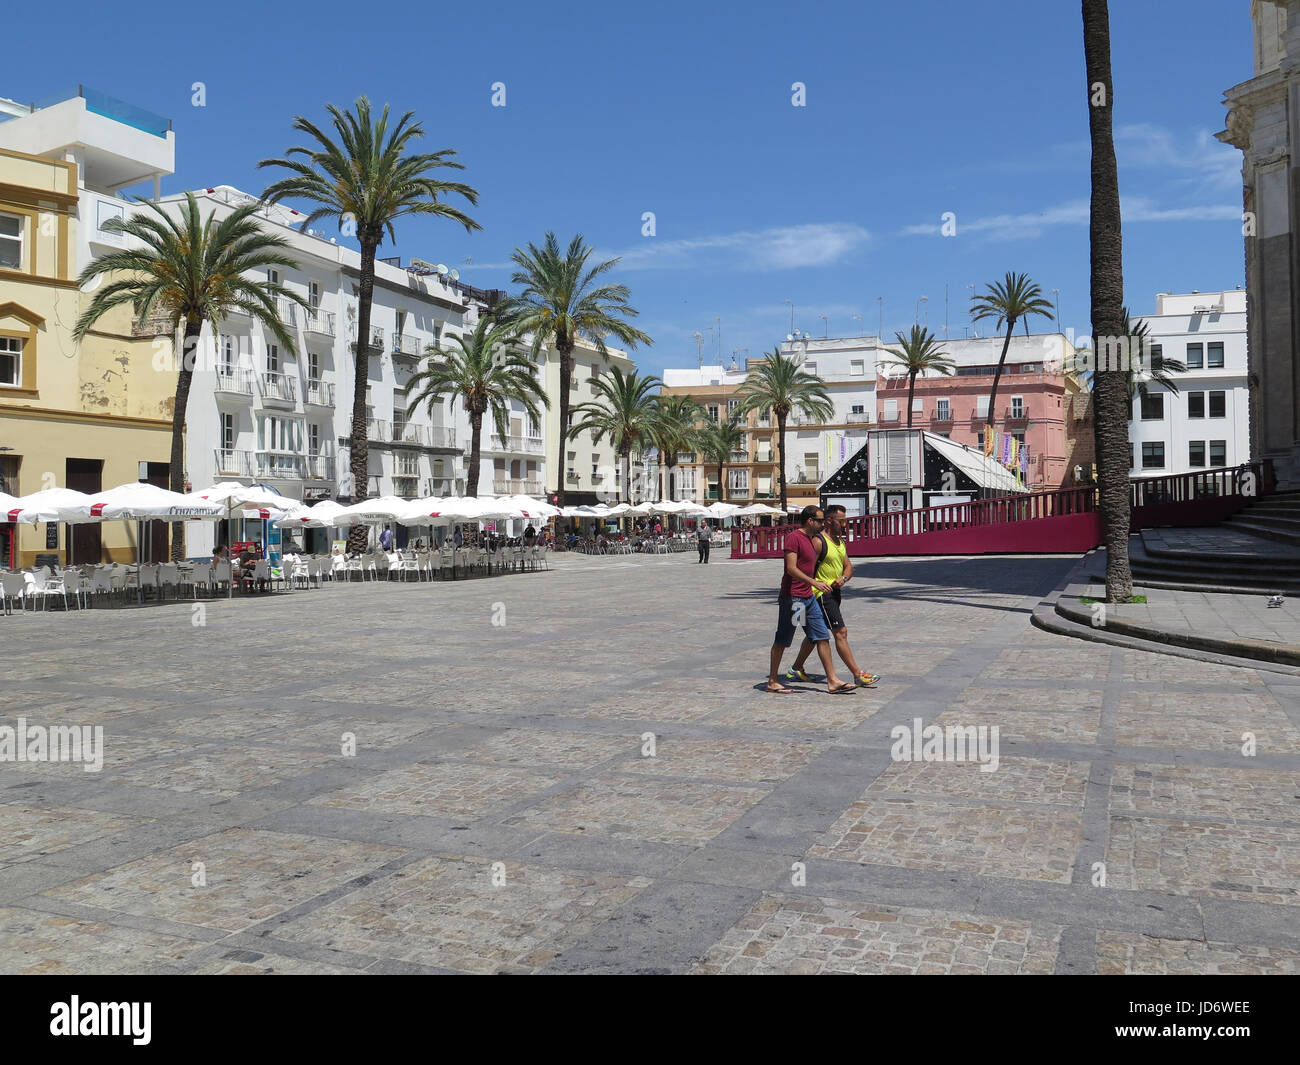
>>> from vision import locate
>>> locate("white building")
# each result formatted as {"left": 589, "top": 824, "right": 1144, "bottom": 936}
{"left": 1127, "top": 290, "right": 1249, "bottom": 478}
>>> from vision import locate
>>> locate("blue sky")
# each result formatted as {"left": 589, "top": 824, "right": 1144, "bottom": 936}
{"left": 10, "top": 0, "right": 1251, "bottom": 377}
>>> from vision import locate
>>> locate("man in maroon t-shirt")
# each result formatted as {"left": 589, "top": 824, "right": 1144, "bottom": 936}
{"left": 766, "top": 505, "right": 855, "bottom": 694}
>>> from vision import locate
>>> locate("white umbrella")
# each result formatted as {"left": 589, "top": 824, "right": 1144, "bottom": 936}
{"left": 187, "top": 481, "right": 297, "bottom": 510}
{"left": 703, "top": 502, "right": 740, "bottom": 517}
{"left": 275, "top": 501, "right": 347, "bottom": 529}
{"left": 733, "top": 503, "right": 785, "bottom": 517}
{"left": 70, "top": 484, "right": 224, "bottom": 603}
{"left": 333, "top": 496, "right": 411, "bottom": 524}
{"left": 604, "top": 503, "right": 632, "bottom": 516}
{"left": 6, "top": 487, "right": 95, "bottom": 524}
{"left": 497, "top": 495, "right": 560, "bottom": 520}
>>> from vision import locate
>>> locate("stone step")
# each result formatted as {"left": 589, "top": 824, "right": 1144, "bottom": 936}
{"left": 1221, "top": 518, "right": 1300, "bottom": 547}
{"left": 1138, "top": 543, "right": 1299, "bottom": 571}
{"left": 1226, "top": 513, "right": 1300, "bottom": 533}
{"left": 1130, "top": 565, "right": 1299, "bottom": 591}
{"left": 1240, "top": 503, "right": 1300, "bottom": 518}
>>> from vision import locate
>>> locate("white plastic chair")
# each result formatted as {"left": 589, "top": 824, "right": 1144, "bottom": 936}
{"left": 157, "top": 563, "right": 180, "bottom": 601}
{"left": 1, "top": 571, "right": 27, "bottom": 614}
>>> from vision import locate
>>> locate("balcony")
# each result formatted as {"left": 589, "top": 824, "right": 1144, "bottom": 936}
{"left": 728, "top": 488, "right": 750, "bottom": 500}
{"left": 391, "top": 422, "right": 428, "bottom": 447}
{"left": 791, "top": 468, "right": 820, "bottom": 486}
{"left": 845, "top": 412, "right": 874, "bottom": 425}
{"left": 304, "top": 310, "right": 335, "bottom": 338}
{"left": 391, "top": 333, "right": 423, "bottom": 361}
{"left": 304, "top": 379, "right": 335, "bottom": 407}
{"left": 131, "top": 313, "right": 173, "bottom": 337}
{"left": 495, "top": 479, "right": 543, "bottom": 495}
{"left": 426, "top": 477, "right": 459, "bottom": 496}
{"left": 488, "top": 434, "right": 545, "bottom": 455}
{"left": 566, "top": 470, "right": 579, "bottom": 482}
{"left": 258, "top": 371, "right": 297, "bottom": 406}
{"left": 213, "top": 448, "right": 254, "bottom": 478}
{"left": 275, "top": 297, "right": 299, "bottom": 329}
{"left": 931, "top": 407, "right": 954, "bottom": 423}
{"left": 1005, "top": 405, "right": 1029, "bottom": 422}
{"left": 214, "top": 369, "right": 254, "bottom": 396}
{"left": 350, "top": 326, "right": 385, "bottom": 356}
{"left": 257, "top": 452, "right": 304, "bottom": 480}
{"left": 304, "top": 454, "right": 335, "bottom": 480}
{"left": 676, "top": 452, "right": 696, "bottom": 464}
{"left": 729, "top": 452, "right": 749, "bottom": 464}
{"left": 427, "top": 425, "right": 457, "bottom": 449}
{"left": 367, "top": 418, "right": 391, "bottom": 443}
{"left": 591, "top": 472, "right": 605, "bottom": 483}
{"left": 879, "top": 410, "right": 900, "bottom": 423}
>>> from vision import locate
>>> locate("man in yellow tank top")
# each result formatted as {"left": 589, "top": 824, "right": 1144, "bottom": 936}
{"left": 787, "top": 504, "right": 880, "bottom": 687}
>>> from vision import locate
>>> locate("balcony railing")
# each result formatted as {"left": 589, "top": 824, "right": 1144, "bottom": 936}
{"left": 792, "top": 469, "right": 820, "bottom": 485}
{"left": 427, "top": 425, "right": 457, "bottom": 449}
{"left": 880, "top": 410, "right": 900, "bottom": 423}
{"left": 304, "top": 380, "right": 335, "bottom": 406}
{"left": 494, "top": 479, "right": 543, "bottom": 495}
{"left": 676, "top": 452, "right": 696, "bottom": 464}
{"left": 932, "top": 407, "right": 954, "bottom": 422}
{"left": 488, "top": 434, "right": 545, "bottom": 454}
{"left": 566, "top": 470, "right": 580, "bottom": 482}
{"left": 1005, "top": 405, "right": 1029, "bottom": 421}
{"left": 304, "top": 454, "right": 335, "bottom": 480}
{"left": 276, "top": 298, "right": 299, "bottom": 328}
{"left": 367, "top": 419, "right": 390, "bottom": 442}
{"left": 350, "top": 326, "right": 385, "bottom": 355}
{"left": 729, "top": 451, "right": 749, "bottom": 464}
{"left": 257, "top": 452, "right": 303, "bottom": 479}
{"left": 845, "top": 412, "right": 874, "bottom": 424}
{"left": 304, "top": 310, "right": 335, "bottom": 338}
{"left": 728, "top": 487, "right": 750, "bottom": 499}
{"left": 215, "top": 369, "right": 255, "bottom": 395}
{"left": 391, "top": 332, "right": 423, "bottom": 359}
{"left": 259, "top": 372, "right": 297, "bottom": 404}
{"left": 213, "top": 448, "right": 254, "bottom": 477}
{"left": 591, "top": 472, "right": 605, "bottom": 483}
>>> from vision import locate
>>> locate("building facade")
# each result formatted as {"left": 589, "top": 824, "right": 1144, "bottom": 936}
{"left": 1218, "top": 1, "right": 1300, "bottom": 488}
{"left": 0, "top": 89, "right": 178, "bottom": 567}
{"left": 1127, "top": 290, "right": 1250, "bottom": 478}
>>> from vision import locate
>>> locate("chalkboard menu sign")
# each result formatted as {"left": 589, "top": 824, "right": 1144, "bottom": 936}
{"left": 45, "top": 522, "right": 58, "bottom": 549}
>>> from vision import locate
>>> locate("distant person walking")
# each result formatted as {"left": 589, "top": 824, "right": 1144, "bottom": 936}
{"left": 766, "top": 505, "right": 855, "bottom": 694}
{"left": 787, "top": 504, "right": 880, "bottom": 688}
{"left": 379, "top": 526, "right": 394, "bottom": 551}
{"left": 696, "top": 523, "right": 711, "bottom": 563}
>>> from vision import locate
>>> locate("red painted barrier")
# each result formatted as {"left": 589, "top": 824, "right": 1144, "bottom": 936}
{"left": 730, "top": 462, "right": 1270, "bottom": 559}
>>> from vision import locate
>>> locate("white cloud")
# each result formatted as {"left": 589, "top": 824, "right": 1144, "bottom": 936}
{"left": 903, "top": 196, "right": 1238, "bottom": 241}
{"left": 604, "top": 222, "right": 871, "bottom": 272}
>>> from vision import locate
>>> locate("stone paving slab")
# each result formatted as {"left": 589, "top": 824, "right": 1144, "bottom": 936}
{"left": 1, "top": 551, "right": 1299, "bottom": 973}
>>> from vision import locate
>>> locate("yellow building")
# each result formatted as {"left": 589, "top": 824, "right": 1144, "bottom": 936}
{"left": 0, "top": 89, "right": 178, "bottom": 567}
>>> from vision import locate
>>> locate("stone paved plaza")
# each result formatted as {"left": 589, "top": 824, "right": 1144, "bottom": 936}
{"left": 2, "top": 551, "right": 1299, "bottom": 974}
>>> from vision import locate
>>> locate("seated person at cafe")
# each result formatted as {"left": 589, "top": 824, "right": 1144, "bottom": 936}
{"left": 235, "top": 548, "right": 268, "bottom": 594}
{"left": 523, "top": 525, "right": 536, "bottom": 546}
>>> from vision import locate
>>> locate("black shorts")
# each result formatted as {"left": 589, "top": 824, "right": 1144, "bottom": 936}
{"left": 819, "top": 588, "right": 845, "bottom": 630}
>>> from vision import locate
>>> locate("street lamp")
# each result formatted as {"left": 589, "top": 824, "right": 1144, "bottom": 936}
{"left": 819, "top": 314, "right": 829, "bottom": 338}
{"left": 916, "top": 296, "right": 928, "bottom": 327}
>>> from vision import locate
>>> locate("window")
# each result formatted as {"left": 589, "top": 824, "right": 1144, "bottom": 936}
{"left": 308, "top": 281, "right": 320, "bottom": 311}
{"left": 1208, "top": 391, "right": 1226, "bottom": 418}
{"left": 267, "top": 344, "right": 279, "bottom": 373}
{"left": 527, "top": 415, "right": 540, "bottom": 438}
{"left": 850, "top": 359, "right": 864, "bottom": 376}
{"left": 883, "top": 399, "right": 899, "bottom": 422}
{"left": 1207, "top": 342, "right": 1224, "bottom": 369}
{"left": 1149, "top": 344, "right": 1163, "bottom": 371}
{"left": 727, "top": 399, "right": 740, "bottom": 415}
{"left": 589, "top": 363, "right": 599, "bottom": 379}
{"left": 1141, "top": 442, "right": 1165, "bottom": 469}
{"left": 851, "top": 404, "right": 865, "bottom": 415}
{"left": 1210, "top": 440, "right": 1227, "bottom": 467}
{"left": 0, "top": 213, "right": 21, "bottom": 270}
{"left": 1187, "top": 391, "right": 1204, "bottom": 418}
{"left": 1140, "top": 393, "right": 1164, "bottom": 420}
{"left": 804, "top": 362, "right": 817, "bottom": 375}
{"left": 935, "top": 399, "right": 950, "bottom": 420}
{"left": 977, "top": 430, "right": 985, "bottom": 451}
{"left": 308, "top": 423, "right": 320, "bottom": 456}
{"left": 566, "top": 413, "right": 574, "bottom": 431}
{"left": 0, "top": 336, "right": 21, "bottom": 386}
{"left": 976, "top": 396, "right": 990, "bottom": 419}
{"left": 1188, "top": 440, "right": 1206, "bottom": 468}
{"left": 220, "top": 413, "right": 234, "bottom": 451}
{"left": 267, "top": 269, "right": 279, "bottom": 286}
{"left": 308, "top": 351, "right": 319, "bottom": 383}
{"left": 1185, "top": 343, "right": 1203, "bottom": 369}
{"left": 707, "top": 404, "right": 719, "bottom": 423}
{"left": 1010, "top": 396, "right": 1025, "bottom": 418}
{"left": 221, "top": 334, "right": 235, "bottom": 374}
{"left": 759, "top": 407, "right": 771, "bottom": 425}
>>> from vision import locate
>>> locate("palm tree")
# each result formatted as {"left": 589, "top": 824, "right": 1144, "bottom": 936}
{"left": 569, "top": 366, "right": 662, "bottom": 516}
{"left": 1084, "top": 0, "right": 1134, "bottom": 602}
{"left": 73, "top": 192, "right": 304, "bottom": 561}
{"left": 970, "top": 271, "right": 1056, "bottom": 433}
{"left": 1120, "top": 310, "right": 1187, "bottom": 403}
{"left": 405, "top": 316, "right": 548, "bottom": 497}
{"left": 880, "top": 326, "right": 956, "bottom": 428}
{"left": 496, "top": 233, "right": 652, "bottom": 507}
{"left": 259, "top": 96, "right": 480, "bottom": 551}
{"left": 699, "top": 414, "right": 748, "bottom": 508}
{"left": 647, "top": 394, "right": 704, "bottom": 500}
{"left": 732, "top": 348, "right": 833, "bottom": 512}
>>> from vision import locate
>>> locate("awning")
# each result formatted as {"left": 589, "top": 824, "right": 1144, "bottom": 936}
{"left": 923, "top": 432, "right": 1026, "bottom": 494}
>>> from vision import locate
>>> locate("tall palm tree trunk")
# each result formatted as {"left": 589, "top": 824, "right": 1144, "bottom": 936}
{"left": 776, "top": 413, "right": 788, "bottom": 513}
{"left": 467, "top": 411, "right": 483, "bottom": 497}
{"left": 986, "top": 320, "right": 1016, "bottom": 435}
{"left": 906, "top": 371, "right": 918, "bottom": 428}
{"left": 348, "top": 234, "right": 379, "bottom": 554}
{"left": 168, "top": 319, "right": 202, "bottom": 561}
{"left": 555, "top": 344, "right": 574, "bottom": 509}
{"left": 1084, "top": 0, "right": 1133, "bottom": 601}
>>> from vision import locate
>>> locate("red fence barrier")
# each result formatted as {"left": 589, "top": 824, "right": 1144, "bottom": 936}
{"left": 730, "top": 462, "right": 1271, "bottom": 559}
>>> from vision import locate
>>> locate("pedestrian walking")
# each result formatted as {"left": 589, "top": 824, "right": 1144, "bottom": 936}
{"left": 786, "top": 504, "right": 881, "bottom": 688}
{"left": 766, "top": 505, "right": 854, "bottom": 694}
{"left": 696, "top": 523, "right": 711, "bottom": 563}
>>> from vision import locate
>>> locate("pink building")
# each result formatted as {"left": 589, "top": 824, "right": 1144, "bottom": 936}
{"left": 875, "top": 333, "right": 1079, "bottom": 490}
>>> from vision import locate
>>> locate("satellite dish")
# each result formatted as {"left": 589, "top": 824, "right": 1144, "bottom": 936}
{"left": 436, "top": 264, "right": 448, "bottom": 275}
{"left": 449, "top": 269, "right": 460, "bottom": 281}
